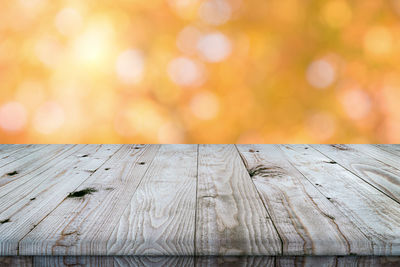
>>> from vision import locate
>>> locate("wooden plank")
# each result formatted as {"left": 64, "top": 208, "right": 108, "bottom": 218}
{"left": 196, "top": 145, "right": 281, "bottom": 256}
{"left": 281, "top": 145, "right": 400, "bottom": 255}
{"left": 196, "top": 256, "right": 274, "bottom": 267}
{"left": 312, "top": 144, "right": 400, "bottom": 204}
{"left": 0, "top": 145, "right": 43, "bottom": 168}
{"left": 237, "top": 145, "right": 371, "bottom": 255}
{"left": 375, "top": 144, "right": 400, "bottom": 156}
{"left": 33, "top": 256, "right": 194, "bottom": 267}
{"left": 0, "top": 145, "right": 79, "bottom": 189}
{"left": 0, "top": 145, "right": 120, "bottom": 255}
{"left": 347, "top": 145, "right": 400, "bottom": 171}
{"left": 107, "top": 144, "right": 198, "bottom": 255}
{"left": 19, "top": 145, "right": 160, "bottom": 255}
{"left": 275, "top": 256, "right": 400, "bottom": 267}
{"left": 0, "top": 256, "right": 33, "bottom": 267}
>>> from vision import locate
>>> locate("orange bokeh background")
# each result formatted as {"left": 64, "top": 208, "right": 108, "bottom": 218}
{"left": 1, "top": 0, "right": 400, "bottom": 143}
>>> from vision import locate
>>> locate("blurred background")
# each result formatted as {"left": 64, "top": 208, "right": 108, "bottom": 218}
{"left": 1, "top": 0, "right": 400, "bottom": 143}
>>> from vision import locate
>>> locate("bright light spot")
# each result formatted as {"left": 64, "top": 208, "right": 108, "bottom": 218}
{"left": 0, "top": 102, "right": 27, "bottom": 132}
{"left": 167, "top": 0, "right": 200, "bottom": 19}
{"left": 176, "top": 26, "right": 202, "bottom": 55}
{"left": 364, "top": 26, "right": 393, "bottom": 57}
{"left": 114, "top": 101, "right": 164, "bottom": 137}
{"left": 158, "top": 122, "right": 184, "bottom": 143}
{"left": 115, "top": 49, "right": 144, "bottom": 85}
{"left": 33, "top": 101, "right": 65, "bottom": 134}
{"left": 35, "top": 37, "right": 62, "bottom": 67}
{"left": 306, "top": 112, "right": 336, "bottom": 141}
{"left": 167, "top": 57, "right": 205, "bottom": 87}
{"left": 340, "top": 89, "right": 371, "bottom": 120}
{"left": 190, "top": 91, "right": 219, "bottom": 120}
{"left": 169, "top": 0, "right": 198, "bottom": 9}
{"left": 19, "top": 0, "right": 46, "bottom": 9}
{"left": 197, "top": 32, "right": 232, "bottom": 62}
{"left": 199, "top": 0, "right": 232, "bottom": 25}
{"left": 306, "top": 59, "right": 336, "bottom": 89}
{"left": 73, "top": 19, "right": 114, "bottom": 65}
{"left": 55, "top": 8, "right": 83, "bottom": 36}
{"left": 321, "top": 0, "right": 352, "bottom": 28}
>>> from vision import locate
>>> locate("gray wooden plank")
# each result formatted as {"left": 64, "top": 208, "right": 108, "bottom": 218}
{"left": 375, "top": 145, "right": 400, "bottom": 156}
{"left": 347, "top": 145, "right": 400, "bottom": 172}
{"left": 0, "top": 145, "right": 44, "bottom": 168}
{"left": 107, "top": 144, "right": 198, "bottom": 255}
{"left": 276, "top": 256, "right": 400, "bottom": 267}
{"left": 196, "top": 144, "right": 281, "bottom": 256}
{"left": 0, "top": 256, "right": 33, "bottom": 267}
{"left": 196, "top": 256, "right": 274, "bottom": 267}
{"left": 237, "top": 145, "right": 371, "bottom": 255}
{"left": 0, "top": 145, "right": 79, "bottom": 190}
{"left": 0, "top": 145, "right": 120, "bottom": 255}
{"left": 33, "top": 256, "right": 194, "bottom": 267}
{"left": 281, "top": 145, "right": 400, "bottom": 255}
{"left": 19, "top": 145, "right": 160, "bottom": 255}
{"left": 312, "top": 144, "right": 400, "bottom": 204}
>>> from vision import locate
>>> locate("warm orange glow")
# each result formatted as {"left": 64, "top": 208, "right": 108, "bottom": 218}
{"left": 1, "top": 0, "right": 400, "bottom": 143}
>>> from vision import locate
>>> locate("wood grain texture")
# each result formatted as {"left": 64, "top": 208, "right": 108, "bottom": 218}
{"left": 281, "top": 145, "right": 400, "bottom": 255}
{"left": 0, "top": 145, "right": 45, "bottom": 168}
{"left": 0, "top": 257, "right": 33, "bottom": 267}
{"left": 1, "top": 144, "right": 400, "bottom": 257}
{"left": 107, "top": 144, "right": 197, "bottom": 255}
{"left": 237, "top": 145, "right": 371, "bottom": 255}
{"left": 196, "top": 145, "right": 281, "bottom": 256}
{"left": 275, "top": 256, "right": 400, "bottom": 267}
{"left": 0, "top": 145, "right": 80, "bottom": 189}
{"left": 312, "top": 145, "right": 400, "bottom": 204}
{"left": 19, "top": 145, "right": 159, "bottom": 256}
{"left": 195, "top": 256, "right": 274, "bottom": 267}
{"left": 346, "top": 145, "right": 400, "bottom": 175}
{"left": 375, "top": 144, "right": 400, "bottom": 156}
{"left": 0, "top": 145, "right": 120, "bottom": 255}
{"left": 2, "top": 256, "right": 399, "bottom": 267}
{"left": 32, "top": 256, "right": 194, "bottom": 267}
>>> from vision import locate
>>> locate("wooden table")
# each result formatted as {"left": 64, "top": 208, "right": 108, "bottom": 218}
{"left": 0, "top": 144, "right": 400, "bottom": 264}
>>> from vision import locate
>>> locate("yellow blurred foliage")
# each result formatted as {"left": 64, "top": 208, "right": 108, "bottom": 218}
{"left": 1, "top": 0, "right": 400, "bottom": 143}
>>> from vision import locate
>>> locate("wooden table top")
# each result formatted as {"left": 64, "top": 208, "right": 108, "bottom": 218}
{"left": 0, "top": 144, "right": 400, "bottom": 257}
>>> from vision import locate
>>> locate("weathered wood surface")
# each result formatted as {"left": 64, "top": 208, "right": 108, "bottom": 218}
{"left": 196, "top": 145, "right": 281, "bottom": 256}
{"left": 312, "top": 145, "right": 400, "bottom": 204}
{"left": 1, "top": 256, "right": 399, "bottom": 267}
{"left": 281, "top": 145, "right": 400, "bottom": 255}
{"left": 1, "top": 145, "right": 400, "bottom": 257}
{"left": 237, "top": 145, "right": 371, "bottom": 255}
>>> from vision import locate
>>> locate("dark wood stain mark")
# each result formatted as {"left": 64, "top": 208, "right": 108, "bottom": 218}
{"left": 325, "top": 161, "right": 337, "bottom": 164}
{"left": 0, "top": 219, "right": 10, "bottom": 224}
{"left": 247, "top": 165, "right": 285, "bottom": 178}
{"left": 67, "top": 188, "right": 97, "bottom": 198}
{"left": 330, "top": 144, "right": 351, "bottom": 151}
{"left": 6, "top": 171, "right": 18, "bottom": 176}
